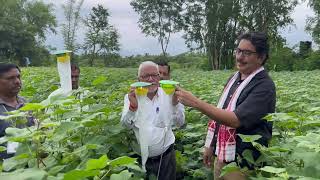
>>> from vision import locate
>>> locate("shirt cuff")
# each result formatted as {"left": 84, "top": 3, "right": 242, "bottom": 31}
{"left": 173, "top": 103, "right": 184, "bottom": 113}
{"left": 128, "top": 109, "right": 137, "bottom": 115}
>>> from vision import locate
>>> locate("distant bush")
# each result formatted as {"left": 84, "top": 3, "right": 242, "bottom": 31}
{"left": 45, "top": 48, "right": 320, "bottom": 72}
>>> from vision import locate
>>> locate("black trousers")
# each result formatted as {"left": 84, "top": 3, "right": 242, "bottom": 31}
{"left": 146, "top": 145, "right": 176, "bottom": 180}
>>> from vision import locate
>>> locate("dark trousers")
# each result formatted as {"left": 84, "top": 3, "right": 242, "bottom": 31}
{"left": 146, "top": 145, "right": 176, "bottom": 180}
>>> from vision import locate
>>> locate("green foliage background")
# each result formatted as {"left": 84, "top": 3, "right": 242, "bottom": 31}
{"left": 0, "top": 67, "right": 319, "bottom": 179}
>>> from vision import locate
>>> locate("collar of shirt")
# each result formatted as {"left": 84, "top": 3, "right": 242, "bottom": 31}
{"left": 146, "top": 88, "right": 160, "bottom": 102}
{"left": 140, "top": 88, "right": 165, "bottom": 116}
{"left": 0, "top": 96, "right": 26, "bottom": 109}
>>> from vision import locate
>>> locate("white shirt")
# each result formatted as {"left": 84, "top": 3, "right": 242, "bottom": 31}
{"left": 121, "top": 88, "right": 185, "bottom": 157}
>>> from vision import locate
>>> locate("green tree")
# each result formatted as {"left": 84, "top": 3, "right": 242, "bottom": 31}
{"left": 61, "top": 0, "right": 84, "bottom": 52}
{"left": 240, "top": 0, "right": 298, "bottom": 46}
{"left": 306, "top": 0, "right": 320, "bottom": 45}
{"left": 0, "top": 0, "right": 56, "bottom": 65}
{"left": 303, "top": 51, "right": 320, "bottom": 70}
{"left": 182, "top": 1, "right": 207, "bottom": 53}
{"left": 182, "top": 0, "right": 297, "bottom": 70}
{"left": 267, "top": 46, "right": 296, "bottom": 71}
{"left": 130, "top": 0, "right": 184, "bottom": 56}
{"left": 83, "top": 5, "right": 120, "bottom": 66}
{"left": 182, "top": 0, "right": 241, "bottom": 70}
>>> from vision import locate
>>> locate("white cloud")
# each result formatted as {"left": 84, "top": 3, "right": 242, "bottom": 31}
{"left": 280, "top": 1, "right": 315, "bottom": 48}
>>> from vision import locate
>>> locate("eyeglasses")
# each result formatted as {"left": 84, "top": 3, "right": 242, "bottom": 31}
{"left": 140, "top": 73, "right": 160, "bottom": 80}
{"left": 234, "top": 48, "right": 257, "bottom": 57}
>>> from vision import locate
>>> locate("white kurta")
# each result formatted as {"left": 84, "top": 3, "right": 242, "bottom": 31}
{"left": 121, "top": 87, "right": 185, "bottom": 157}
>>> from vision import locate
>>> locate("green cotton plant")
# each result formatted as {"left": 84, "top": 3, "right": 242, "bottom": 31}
{"left": 62, "top": 155, "right": 141, "bottom": 180}
{"left": 235, "top": 107, "right": 320, "bottom": 178}
{"left": 1, "top": 67, "right": 320, "bottom": 179}
{"left": 0, "top": 68, "right": 144, "bottom": 179}
{"left": 0, "top": 154, "right": 141, "bottom": 180}
{"left": 238, "top": 122, "right": 318, "bottom": 179}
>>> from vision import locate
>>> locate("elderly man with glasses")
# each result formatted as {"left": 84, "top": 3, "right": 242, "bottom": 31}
{"left": 121, "top": 61, "right": 185, "bottom": 180}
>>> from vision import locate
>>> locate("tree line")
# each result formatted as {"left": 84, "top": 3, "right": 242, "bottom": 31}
{"left": 0, "top": 0, "right": 319, "bottom": 71}
{"left": 0, "top": 0, "right": 119, "bottom": 67}
{"left": 131, "top": 0, "right": 319, "bottom": 70}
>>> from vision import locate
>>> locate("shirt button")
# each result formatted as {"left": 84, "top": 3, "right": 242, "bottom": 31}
{"left": 229, "top": 95, "right": 232, "bottom": 98}
{"left": 237, "top": 82, "right": 240, "bottom": 85}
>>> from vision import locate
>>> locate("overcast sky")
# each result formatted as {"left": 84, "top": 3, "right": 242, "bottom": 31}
{"left": 44, "top": 0, "right": 315, "bottom": 56}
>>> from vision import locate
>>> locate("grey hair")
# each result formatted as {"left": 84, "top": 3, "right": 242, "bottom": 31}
{"left": 138, "top": 61, "right": 159, "bottom": 77}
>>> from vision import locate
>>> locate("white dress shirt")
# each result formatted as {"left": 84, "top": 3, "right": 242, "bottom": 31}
{"left": 121, "top": 87, "right": 185, "bottom": 157}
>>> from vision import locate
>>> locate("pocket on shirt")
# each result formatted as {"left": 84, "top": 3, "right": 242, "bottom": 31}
{"left": 148, "top": 127, "right": 165, "bottom": 146}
